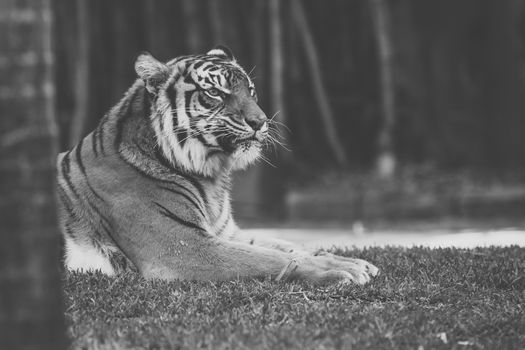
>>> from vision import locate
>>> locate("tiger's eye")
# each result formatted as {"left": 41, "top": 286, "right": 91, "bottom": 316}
{"left": 207, "top": 88, "right": 221, "bottom": 97}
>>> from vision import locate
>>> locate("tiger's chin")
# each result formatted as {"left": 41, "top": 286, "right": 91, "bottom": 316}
{"left": 230, "top": 142, "right": 261, "bottom": 171}
{"left": 207, "top": 134, "right": 262, "bottom": 171}
{"left": 210, "top": 139, "right": 261, "bottom": 172}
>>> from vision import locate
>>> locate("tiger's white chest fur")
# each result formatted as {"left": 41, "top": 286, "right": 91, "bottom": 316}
{"left": 200, "top": 178, "right": 237, "bottom": 238}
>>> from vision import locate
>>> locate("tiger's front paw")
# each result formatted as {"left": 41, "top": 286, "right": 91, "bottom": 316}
{"left": 315, "top": 251, "right": 379, "bottom": 278}
{"left": 298, "top": 254, "right": 379, "bottom": 285}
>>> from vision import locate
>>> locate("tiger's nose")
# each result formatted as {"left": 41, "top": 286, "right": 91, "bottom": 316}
{"left": 245, "top": 113, "right": 267, "bottom": 131}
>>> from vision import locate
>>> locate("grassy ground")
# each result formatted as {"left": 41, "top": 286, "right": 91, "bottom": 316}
{"left": 64, "top": 246, "right": 525, "bottom": 349}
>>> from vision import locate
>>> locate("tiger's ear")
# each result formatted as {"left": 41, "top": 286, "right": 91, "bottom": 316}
{"left": 135, "top": 52, "right": 170, "bottom": 94}
{"left": 207, "top": 45, "right": 235, "bottom": 61}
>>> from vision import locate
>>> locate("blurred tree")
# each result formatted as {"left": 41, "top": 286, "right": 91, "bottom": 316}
{"left": 250, "top": 0, "right": 267, "bottom": 104}
{"left": 291, "top": 0, "right": 348, "bottom": 167}
{"left": 145, "top": 1, "right": 161, "bottom": 53}
{"left": 0, "top": 0, "right": 66, "bottom": 348}
{"left": 270, "top": 0, "right": 284, "bottom": 126}
{"left": 262, "top": 0, "right": 287, "bottom": 217}
{"left": 181, "top": 0, "right": 206, "bottom": 52}
{"left": 208, "top": 0, "right": 226, "bottom": 44}
{"left": 69, "top": 0, "right": 90, "bottom": 147}
{"left": 482, "top": 0, "right": 525, "bottom": 165}
{"left": 390, "top": 0, "right": 428, "bottom": 164}
{"left": 370, "top": 0, "right": 397, "bottom": 177}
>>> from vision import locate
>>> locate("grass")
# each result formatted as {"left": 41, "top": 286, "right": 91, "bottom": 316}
{"left": 63, "top": 246, "right": 525, "bottom": 349}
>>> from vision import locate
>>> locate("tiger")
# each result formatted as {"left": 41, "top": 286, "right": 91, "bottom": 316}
{"left": 56, "top": 46, "right": 379, "bottom": 284}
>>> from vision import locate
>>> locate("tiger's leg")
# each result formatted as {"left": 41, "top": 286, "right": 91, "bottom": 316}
{"left": 61, "top": 223, "right": 135, "bottom": 275}
{"left": 63, "top": 235, "right": 115, "bottom": 275}
{"left": 57, "top": 185, "right": 135, "bottom": 275}
{"left": 229, "top": 230, "right": 379, "bottom": 278}
{"left": 229, "top": 230, "right": 304, "bottom": 253}
{"left": 134, "top": 230, "right": 376, "bottom": 285}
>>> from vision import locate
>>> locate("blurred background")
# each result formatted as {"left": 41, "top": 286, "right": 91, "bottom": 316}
{"left": 2, "top": 1, "right": 525, "bottom": 346}
{"left": 48, "top": 0, "right": 525, "bottom": 226}
{"left": 5, "top": 0, "right": 525, "bottom": 230}
{"left": 3, "top": 0, "right": 525, "bottom": 230}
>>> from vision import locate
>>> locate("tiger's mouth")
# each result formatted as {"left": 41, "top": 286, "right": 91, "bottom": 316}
{"left": 237, "top": 134, "right": 264, "bottom": 144}
{"left": 217, "top": 131, "right": 266, "bottom": 153}
{"left": 234, "top": 129, "right": 268, "bottom": 145}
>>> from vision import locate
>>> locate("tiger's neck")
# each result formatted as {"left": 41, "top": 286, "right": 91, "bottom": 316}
{"left": 113, "top": 82, "right": 233, "bottom": 183}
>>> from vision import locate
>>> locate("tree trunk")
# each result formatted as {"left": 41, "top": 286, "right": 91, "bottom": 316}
{"left": 483, "top": 0, "right": 524, "bottom": 165}
{"left": 145, "top": 1, "right": 161, "bottom": 54}
{"left": 370, "top": 0, "right": 397, "bottom": 177}
{"left": 291, "top": 0, "right": 348, "bottom": 167}
{"left": 181, "top": 0, "right": 206, "bottom": 53}
{"left": 69, "top": 0, "right": 90, "bottom": 147}
{"left": 0, "top": 0, "right": 66, "bottom": 349}
{"left": 269, "top": 0, "right": 285, "bottom": 127}
{"left": 208, "top": 0, "right": 226, "bottom": 45}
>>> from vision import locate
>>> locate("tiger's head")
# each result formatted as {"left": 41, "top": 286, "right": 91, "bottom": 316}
{"left": 134, "top": 46, "right": 268, "bottom": 177}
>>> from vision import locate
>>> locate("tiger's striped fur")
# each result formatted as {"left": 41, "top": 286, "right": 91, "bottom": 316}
{"left": 57, "top": 47, "right": 379, "bottom": 284}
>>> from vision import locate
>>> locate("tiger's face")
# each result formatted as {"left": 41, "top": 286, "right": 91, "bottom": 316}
{"left": 135, "top": 46, "right": 268, "bottom": 176}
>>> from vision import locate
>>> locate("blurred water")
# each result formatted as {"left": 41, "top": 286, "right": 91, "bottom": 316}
{"left": 245, "top": 228, "right": 525, "bottom": 250}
